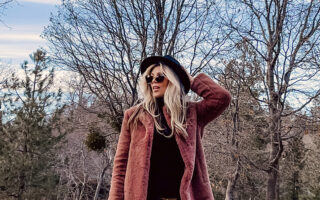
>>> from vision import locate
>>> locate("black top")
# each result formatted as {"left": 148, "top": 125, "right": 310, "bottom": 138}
{"left": 147, "top": 97, "right": 185, "bottom": 200}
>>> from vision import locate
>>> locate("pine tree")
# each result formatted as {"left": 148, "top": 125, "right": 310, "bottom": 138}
{"left": 0, "top": 49, "right": 65, "bottom": 199}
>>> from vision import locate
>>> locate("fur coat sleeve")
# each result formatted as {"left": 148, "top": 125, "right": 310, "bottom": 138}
{"left": 191, "top": 73, "right": 231, "bottom": 130}
{"left": 108, "top": 109, "right": 131, "bottom": 199}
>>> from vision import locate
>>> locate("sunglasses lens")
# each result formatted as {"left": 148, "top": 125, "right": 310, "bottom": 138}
{"left": 146, "top": 76, "right": 153, "bottom": 84}
{"left": 146, "top": 74, "right": 166, "bottom": 84}
{"left": 155, "top": 75, "right": 165, "bottom": 83}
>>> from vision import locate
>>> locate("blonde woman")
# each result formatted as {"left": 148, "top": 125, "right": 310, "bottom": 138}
{"left": 108, "top": 55, "right": 231, "bottom": 200}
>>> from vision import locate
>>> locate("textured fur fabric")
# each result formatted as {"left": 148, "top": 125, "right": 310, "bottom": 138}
{"left": 108, "top": 73, "right": 231, "bottom": 200}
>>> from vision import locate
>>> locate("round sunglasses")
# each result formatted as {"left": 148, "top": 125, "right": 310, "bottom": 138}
{"left": 146, "top": 73, "right": 166, "bottom": 84}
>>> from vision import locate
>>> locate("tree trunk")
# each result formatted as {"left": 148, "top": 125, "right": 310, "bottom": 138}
{"left": 266, "top": 109, "right": 283, "bottom": 200}
{"left": 225, "top": 159, "right": 240, "bottom": 200}
{"left": 292, "top": 171, "right": 299, "bottom": 200}
{"left": 266, "top": 162, "right": 279, "bottom": 200}
{"left": 17, "top": 170, "right": 25, "bottom": 200}
{"left": 93, "top": 166, "right": 108, "bottom": 200}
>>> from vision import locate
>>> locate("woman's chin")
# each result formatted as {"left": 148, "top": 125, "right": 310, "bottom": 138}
{"left": 153, "top": 93, "right": 164, "bottom": 98}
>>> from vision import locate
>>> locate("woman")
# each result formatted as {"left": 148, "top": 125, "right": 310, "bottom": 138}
{"left": 108, "top": 55, "right": 231, "bottom": 200}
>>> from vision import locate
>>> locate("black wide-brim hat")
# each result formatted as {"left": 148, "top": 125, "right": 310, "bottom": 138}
{"left": 140, "top": 55, "right": 190, "bottom": 94}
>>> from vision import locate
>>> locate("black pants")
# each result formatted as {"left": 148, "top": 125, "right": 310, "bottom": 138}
{"left": 147, "top": 197, "right": 181, "bottom": 200}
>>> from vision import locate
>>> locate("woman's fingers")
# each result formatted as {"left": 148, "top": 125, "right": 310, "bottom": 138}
{"left": 182, "top": 66, "right": 194, "bottom": 85}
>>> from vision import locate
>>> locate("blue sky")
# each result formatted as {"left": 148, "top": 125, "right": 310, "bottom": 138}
{"left": 0, "top": 0, "right": 318, "bottom": 110}
{"left": 0, "top": 0, "right": 73, "bottom": 94}
{"left": 0, "top": 0, "right": 60, "bottom": 66}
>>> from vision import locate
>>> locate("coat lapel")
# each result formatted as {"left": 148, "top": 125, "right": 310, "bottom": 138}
{"left": 138, "top": 105, "right": 172, "bottom": 130}
{"left": 137, "top": 105, "right": 192, "bottom": 152}
{"left": 137, "top": 105, "right": 189, "bottom": 146}
{"left": 137, "top": 105, "right": 194, "bottom": 192}
{"left": 138, "top": 109, "right": 154, "bottom": 130}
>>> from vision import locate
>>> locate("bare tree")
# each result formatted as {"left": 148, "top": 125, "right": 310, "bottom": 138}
{"left": 221, "top": 41, "right": 264, "bottom": 200}
{"left": 0, "top": 0, "right": 13, "bottom": 23}
{"left": 219, "top": 1, "right": 320, "bottom": 199}
{"left": 43, "top": 0, "right": 229, "bottom": 130}
{"left": 204, "top": 40, "right": 268, "bottom": 199}
{"left": 0, "top": 0, "right": 12, "bottom": 7}
{"left": 297, "top": 97, "right": 320, "bottom": 198}
{"left": 54, "top": 77, "right": 117, "bottom": 200}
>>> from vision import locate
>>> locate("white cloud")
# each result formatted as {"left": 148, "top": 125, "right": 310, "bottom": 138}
{"left": 0, "top": 47, "right": 33, "bottom": 59}
{"left": 19, "top": 0, "right": 61, "bottom": 5}
{"left": 0, "top": 42, "right": 47, "bottom": 59}
{"left": 0, "top": 27, "right": 47, "bottom": 60}
{"left": 0, "top": 33, "right": 43, "bottom": 42}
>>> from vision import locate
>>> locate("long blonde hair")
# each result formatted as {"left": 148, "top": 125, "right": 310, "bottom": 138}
{"left": 127, "top": 63, "right": 189, "bottom": 138}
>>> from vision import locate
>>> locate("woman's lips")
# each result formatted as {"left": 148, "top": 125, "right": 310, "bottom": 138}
{"left": 153, "top": 86, "right": 160, "bottom": 92}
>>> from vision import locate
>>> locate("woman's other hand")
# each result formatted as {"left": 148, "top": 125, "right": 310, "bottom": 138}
{"left": 183, "top": 67, "right": 194, "bottom": 85}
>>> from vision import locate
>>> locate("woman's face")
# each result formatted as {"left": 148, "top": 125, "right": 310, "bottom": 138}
{"left": 149, "top": 66, "right": 169, "bottom": 98}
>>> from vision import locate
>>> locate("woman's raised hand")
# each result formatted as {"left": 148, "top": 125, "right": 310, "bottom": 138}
{"left": 183, "top": 67, "right": 194, "bottom": 85}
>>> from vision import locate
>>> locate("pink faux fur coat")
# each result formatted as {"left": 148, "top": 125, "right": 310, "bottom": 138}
{"left": 108, "top": 73, "right": 231, "bottom": 200}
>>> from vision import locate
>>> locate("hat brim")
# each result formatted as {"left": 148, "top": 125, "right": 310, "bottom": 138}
{"left": 140, "top": 56, "right": 190, "bottom": 94}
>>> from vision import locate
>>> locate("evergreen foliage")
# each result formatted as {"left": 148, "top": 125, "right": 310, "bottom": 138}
{"left": 0, "top": 49, "right": 65, "bottom": 199}
{"left": 85, "top": 123, "right": 106, "bottom": 153}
